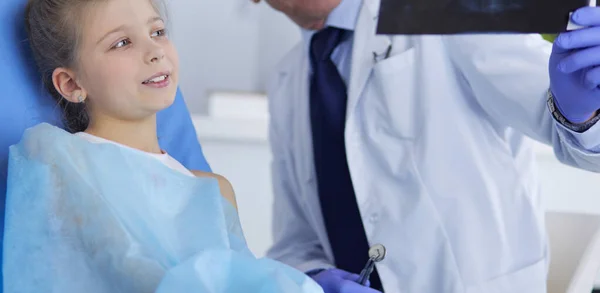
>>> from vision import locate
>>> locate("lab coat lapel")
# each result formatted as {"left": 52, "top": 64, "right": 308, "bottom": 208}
{"left": 273, "top": 47, "right": 315, "bottom": 186}
{"left": 292, "top": 48, "right": 334, "bottom": 257}
{"left": 295, "top": 52, "right": 316, "bottom": 186}
{"left": 347, "top": 0, "right": 391, "bottom": 117}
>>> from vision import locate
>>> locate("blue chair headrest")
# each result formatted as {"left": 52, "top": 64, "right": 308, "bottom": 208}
{"left": 0, "top": 0, "right": 59, "bottom": 205}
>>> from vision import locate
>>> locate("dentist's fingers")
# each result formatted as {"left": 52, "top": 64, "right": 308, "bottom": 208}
{"left": 582, "top": 66, "right": 600, "bottom": 89}
{"left": 571, "top": 6, "right": 600, "bottom": 27}
{"left": 557, "top": 46, "right": 600, "bottom": 73}
{"left": 340, "top": 273, "right": 371, "bottom": 287}
{"left": 339, "top": 280, "right": 382, "bottom": 293}
{"left": 555, "top": 26, "right": 600, "bottom": 51}
{"left": 329, "top": 269, "right": 360, "bottom": 280}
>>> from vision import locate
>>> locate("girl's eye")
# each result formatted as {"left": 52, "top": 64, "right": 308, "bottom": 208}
{"left": 152, "top": 29, "right": 166, "bottom": 38}
{"left": 113, "top": 39, "right": 131, "bottom": 49}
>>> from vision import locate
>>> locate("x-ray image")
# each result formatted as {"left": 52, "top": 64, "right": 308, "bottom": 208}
{"left": 376, "top": 0, "right": 592, "bottom": 34}
{"left": 459, "top": 0, "right": 524, "bottom": 13}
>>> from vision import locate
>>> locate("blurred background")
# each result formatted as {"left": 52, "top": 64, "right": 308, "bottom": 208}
{"left": 165, "top": 0, "right": 600, "bottom": 288}
{"left": 166, "top": 0, "right": 299, "bottom": 113}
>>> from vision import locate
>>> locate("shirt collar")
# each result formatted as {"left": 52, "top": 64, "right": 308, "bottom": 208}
{"left": 300, "top": 0, "right": 362, "bottom": 45}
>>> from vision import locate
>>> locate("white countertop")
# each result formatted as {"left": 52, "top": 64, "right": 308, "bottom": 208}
{"left": 193, "top": 115, "right": 269, "bottom": 143}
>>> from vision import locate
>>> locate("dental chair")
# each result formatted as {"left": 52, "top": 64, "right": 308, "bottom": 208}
{"left": 0, "top": 0, "right": 211, "bottom": 289}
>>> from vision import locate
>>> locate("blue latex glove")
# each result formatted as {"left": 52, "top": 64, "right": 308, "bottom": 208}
{"left": 550, "top": 6, "right": 600, "bottom": 123}
{"left": 310, "top": 269, "right": 382, "bottom": 293}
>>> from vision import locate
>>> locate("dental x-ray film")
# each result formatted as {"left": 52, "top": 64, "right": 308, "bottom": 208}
{"left": 376, "top": 0, "right": 593, "bottom": 34}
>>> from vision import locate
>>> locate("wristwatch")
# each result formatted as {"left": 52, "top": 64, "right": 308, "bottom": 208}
{"left": 547, "top": 89, "right": 600, "bottom": 133}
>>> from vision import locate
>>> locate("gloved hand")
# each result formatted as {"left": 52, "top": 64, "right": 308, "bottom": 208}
{"left": 310, "top": 268, "right": 382, "bottom": 293}
{"left": 549, "top": 6, "right": 600, "bottom": 123}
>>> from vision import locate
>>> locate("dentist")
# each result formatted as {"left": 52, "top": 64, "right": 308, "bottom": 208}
{"left": 257, "top": 0, "right": 600, "bottom": 292}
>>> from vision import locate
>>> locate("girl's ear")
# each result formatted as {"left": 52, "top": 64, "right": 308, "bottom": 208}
{"left": 52, "top": 67, "right": 87, "bottom": 103}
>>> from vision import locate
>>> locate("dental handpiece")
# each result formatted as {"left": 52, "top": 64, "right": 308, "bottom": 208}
{"left": 357, "top": 244, "right": 386, "bottom": 286}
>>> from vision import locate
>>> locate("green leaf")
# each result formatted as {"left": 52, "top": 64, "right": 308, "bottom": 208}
{"left": 542, "top": 34, "right": 557, "bottom": 43}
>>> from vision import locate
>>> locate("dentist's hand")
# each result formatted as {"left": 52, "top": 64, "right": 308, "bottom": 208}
{"left": 310, "top": 268, "right": 382, "bottom": 293}
{"left": 550, "top": 6, "right": 600, "bottom": 123}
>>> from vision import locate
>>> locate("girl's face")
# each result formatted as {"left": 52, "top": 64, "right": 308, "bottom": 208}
{"left": 75, "top": 0, "right": 179, "bottom": 123}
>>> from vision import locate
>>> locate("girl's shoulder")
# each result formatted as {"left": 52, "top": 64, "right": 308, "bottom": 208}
{"left": 191, "top": 171, "right": 237, "bottom": 210}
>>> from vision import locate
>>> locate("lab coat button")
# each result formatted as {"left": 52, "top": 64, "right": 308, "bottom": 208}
{"left": 369, "top": 213, "right": 380, "bottom": 223}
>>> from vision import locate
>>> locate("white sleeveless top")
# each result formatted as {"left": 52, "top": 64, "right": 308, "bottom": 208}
{"left": 74, "top": 132, "right": 194, "bottom": 177}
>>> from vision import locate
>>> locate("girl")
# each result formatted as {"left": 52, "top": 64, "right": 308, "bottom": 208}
{"left": 2, "top": 0, "right": 325, "bottom": 292}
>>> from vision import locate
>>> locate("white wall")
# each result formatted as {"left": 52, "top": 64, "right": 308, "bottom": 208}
{"left": 256, "top": 3, "right": 302, "bottom": 89}
{"left": 538, "top": 151, "right": 600, "bottom": 215}
{"left": 166, "top": 0, "right": 300, "bottom": 114}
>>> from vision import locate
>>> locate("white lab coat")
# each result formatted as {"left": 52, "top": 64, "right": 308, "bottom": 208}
{"left": 265, "top": 1, "right": 600, "bottom": 292}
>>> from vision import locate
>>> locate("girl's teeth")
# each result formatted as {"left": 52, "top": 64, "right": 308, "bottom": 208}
{"left": 146, "top": 75, "right": 167, "bottom": 83}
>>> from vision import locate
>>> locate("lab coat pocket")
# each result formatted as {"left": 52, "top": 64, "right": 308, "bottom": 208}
{"left": 373, "top": 47, "right": 416, "bottom": 77}
{"left": 370, "top": 47, "right": 417, "bottom": 139}
{"left": 465, "top": 257, "right": 547, "bottom": 293}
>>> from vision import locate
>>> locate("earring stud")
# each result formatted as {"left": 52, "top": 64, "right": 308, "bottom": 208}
{"left": 77, "top": 95, "right": 85, "bottom": 103}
